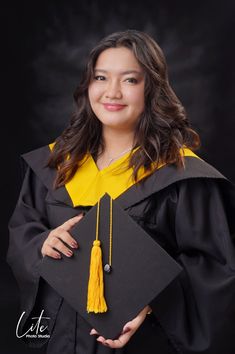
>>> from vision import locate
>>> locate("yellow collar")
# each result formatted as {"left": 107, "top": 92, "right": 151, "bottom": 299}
{"left": 49, "top": 143, "right": 201, "bottom": 206}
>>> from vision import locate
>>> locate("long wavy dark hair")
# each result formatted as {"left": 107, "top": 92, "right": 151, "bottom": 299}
{"left": 48, "top": 29, "right": 200, "bottom": 188}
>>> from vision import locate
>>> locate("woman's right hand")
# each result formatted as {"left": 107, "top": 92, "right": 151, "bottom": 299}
{"left": 41, "top": 214, "right": 84, "bottom": 259}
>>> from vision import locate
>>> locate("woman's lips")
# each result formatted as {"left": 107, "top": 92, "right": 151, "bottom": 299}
{"left": 103, "top": 103, "right": 127, "bottom": 111}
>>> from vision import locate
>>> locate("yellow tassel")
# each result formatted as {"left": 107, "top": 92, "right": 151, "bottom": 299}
{"left": 87, "top": 240, "right": 108, "bottom": 313}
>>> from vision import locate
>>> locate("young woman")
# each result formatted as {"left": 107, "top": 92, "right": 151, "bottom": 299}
{"left": 7, "top": 30, "right": 235, "bottom": 354}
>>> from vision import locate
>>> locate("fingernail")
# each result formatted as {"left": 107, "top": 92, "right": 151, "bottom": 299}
{"left": 55, "top": 254, "right": 61, "bottom": 259}
{"left": 122, "top": 327, "right": 131, "bottom": 334}
{"left": 71, "top": 241, "right": 78, "bottom": 248}
{"left": 66, "top": 250, "right": 73, "bottom": 257}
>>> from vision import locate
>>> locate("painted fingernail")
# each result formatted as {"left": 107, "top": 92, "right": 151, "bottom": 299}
{"left": 55, "top": 254, "right": 61, "bottom": 259}
{"left": 66, "top": 250, "right": 73, "bottom": 257}
{"left": 71, "top": 241, "right": 78, "bottom": 248}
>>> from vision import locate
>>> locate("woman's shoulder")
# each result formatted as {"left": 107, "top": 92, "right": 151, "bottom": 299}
{"left": 168, "top": 147, "right": 228, "bottom": 182}
{"left": 20, "top": 143, "right": 55, "bottom": 190}
{"left": 173, "top": 153, "right": 235, "bottom": 203}
{"left": 172, "top": 151, "right": 235, "bottom": 197}
{"left": 142, "top": 150, "right": 231, "bottom": 198}
{"left": 21, "top": 143, "right": 51, "bottom": 166}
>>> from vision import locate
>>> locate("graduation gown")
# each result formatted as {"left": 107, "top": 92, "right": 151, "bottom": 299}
{"left": 7, "top": 145, "right": 235, "bottom": 354}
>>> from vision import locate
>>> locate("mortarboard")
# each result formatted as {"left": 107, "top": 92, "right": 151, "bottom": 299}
{"left": 39, "top": 193, "right": 182, "bottom": 339}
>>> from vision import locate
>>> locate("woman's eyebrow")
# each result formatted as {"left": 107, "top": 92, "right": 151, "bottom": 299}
{"left": 94, "top": 69, "right": 142, "bottom": 75}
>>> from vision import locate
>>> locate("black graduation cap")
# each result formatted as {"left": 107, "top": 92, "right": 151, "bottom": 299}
{"left": 39, "top": 193, "right": 182, "bottom": 339}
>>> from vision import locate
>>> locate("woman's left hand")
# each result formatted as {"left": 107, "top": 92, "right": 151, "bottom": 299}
{"left": 90, "top": 305, "right": 152, "bottom": 348}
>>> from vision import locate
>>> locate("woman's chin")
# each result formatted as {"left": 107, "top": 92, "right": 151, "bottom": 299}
{"left": 101, "top": 122, "right": 134, "bottom": 132}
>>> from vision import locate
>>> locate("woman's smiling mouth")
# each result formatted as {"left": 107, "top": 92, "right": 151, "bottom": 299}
{"left": 103, "top": 103, "right": 127, "bottom": 111}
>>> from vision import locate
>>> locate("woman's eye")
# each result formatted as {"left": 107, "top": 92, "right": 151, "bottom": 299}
{"left": 125, "top": 78, "right": 138, "bottom": 84}
{"left": 94, "top": 75, "right": 106, "bottom": 81}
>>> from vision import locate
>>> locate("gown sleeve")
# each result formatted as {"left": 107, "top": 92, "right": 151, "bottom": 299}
{"left": 7, "top": 160, "right": 63, "bottom": 348}
{"left": 150, "top": 177, "right": 235, "bottom": 354}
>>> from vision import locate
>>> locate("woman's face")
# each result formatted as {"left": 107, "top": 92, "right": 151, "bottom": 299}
{"left": 88, "top": 47, "right": 145, "bottom": 132}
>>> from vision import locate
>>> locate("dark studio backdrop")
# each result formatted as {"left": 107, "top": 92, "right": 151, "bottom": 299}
{"left": 2, "top": 0, "right": 235, "bottom": 353}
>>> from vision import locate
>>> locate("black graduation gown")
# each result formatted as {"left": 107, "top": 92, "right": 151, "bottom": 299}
{"left": 7, "top": 145, "right": 235, "bottom": 354}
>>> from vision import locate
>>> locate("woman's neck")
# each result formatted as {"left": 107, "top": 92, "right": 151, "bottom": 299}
{"left": 96, "top": 127, "right": 135, "bottom": 170}
{"left": 102, "top": 127, "right": 135, "bottom": 157}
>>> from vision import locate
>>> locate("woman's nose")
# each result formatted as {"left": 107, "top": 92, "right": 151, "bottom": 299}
{"left": 105, "top": 81, "right": 122, "bottom": 99}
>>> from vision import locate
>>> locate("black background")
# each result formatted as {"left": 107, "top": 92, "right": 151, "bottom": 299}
{"left": 2, "top": 1, "right": 235, "bottom": 353}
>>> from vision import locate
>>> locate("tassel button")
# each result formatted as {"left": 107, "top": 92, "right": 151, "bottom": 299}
{"left": 104, "top": 264, "right": 112, "bottom": 273}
